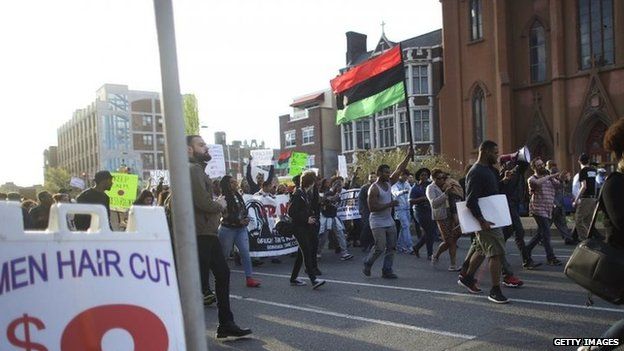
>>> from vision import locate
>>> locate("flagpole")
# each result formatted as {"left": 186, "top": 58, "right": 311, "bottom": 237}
{"left": 399, "top": 43, "right": 414, "bottom": 160}
{"left": 153, "top": 1, "right": 208, "bottom": 350}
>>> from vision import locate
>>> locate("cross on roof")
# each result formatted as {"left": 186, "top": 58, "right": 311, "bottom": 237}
{"left": 381, "top": 20, "right": 386, "bottom": 35}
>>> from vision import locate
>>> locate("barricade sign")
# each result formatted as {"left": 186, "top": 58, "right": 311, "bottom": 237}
{"left": 0, "top": 202, "right": 186, "bottom": 350}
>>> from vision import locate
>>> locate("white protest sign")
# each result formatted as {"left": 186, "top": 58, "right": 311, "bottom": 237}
{"left": 243, "top": 194, "right": 299, "bottom": 257}
{"left": 0, "top": 202, "right": 186, "bottom": 350}
{"left": 149, "top": 170, "right": 170, "bottom": 186}
{"left": 456, "top": 194, "right": 512, "bottom": 233}
{"left": 338, "top": 155, "right": 348, "bottom": 178}
{"left": 70, "top": 177, "right": 85, "bottom": 190}
{"left": 250, "top": 149, "right": 273, "bottom": 167}
{"left": 206, "top": 144, "right": 226, "bottom": 178}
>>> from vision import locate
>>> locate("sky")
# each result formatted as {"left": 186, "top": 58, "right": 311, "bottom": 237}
{"left": 0, "top": 0, "right": 442, "bottom": 186}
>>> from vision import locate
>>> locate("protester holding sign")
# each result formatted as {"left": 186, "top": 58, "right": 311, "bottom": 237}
{"left": 218, "top": 175, "right": 261, "bottom": 288}
{"left": 75, "top": 170, "right": 113, "bottom": 231}
{"left": 318, "top": 176, "right": 354, "bottom": 261}
{"left": 246, "top": 156, "right": 275, "bottom": 194}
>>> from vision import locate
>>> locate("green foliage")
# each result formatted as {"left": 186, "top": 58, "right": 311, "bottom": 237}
{"left": 44, "top": 167, "right": 71, "bottom": 194}
{"left": 351, "top": 148, "right": 466, "bottom": 185}
{"left": 183, "top": 94, "right": 200, "bottom": 135}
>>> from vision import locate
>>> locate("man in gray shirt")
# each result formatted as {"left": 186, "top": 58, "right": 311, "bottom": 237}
{"left": 363, "top": 147, "right": 413, "bottom": 279}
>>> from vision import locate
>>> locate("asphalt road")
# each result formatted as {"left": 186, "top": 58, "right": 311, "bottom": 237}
{"left": 203, "top": 236, "right": 623, "bottom": 351}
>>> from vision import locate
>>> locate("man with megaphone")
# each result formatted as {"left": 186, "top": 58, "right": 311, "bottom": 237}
{"left": 498, "top": 146, "right": 542, "bottom": 273}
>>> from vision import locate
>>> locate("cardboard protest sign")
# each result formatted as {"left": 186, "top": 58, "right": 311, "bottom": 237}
{"left": 288, "top": 152, "right": 308, "bottom": 176}
{"left": 206, "top": 144, "right": 226, "bottom": 178}
{"left": 105, "top": 173, "right": 139, "bottom": 211}
{"left": 250, "top": 149, "right": 274, "bottom": 167}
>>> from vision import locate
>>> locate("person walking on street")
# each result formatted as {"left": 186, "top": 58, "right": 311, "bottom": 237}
{"left": 219, "top": 175, "right": 262, "bottom": 288}
{"left": 392, "top": 170, "right": 414, "bottom": 254}
{"left": 363, "top": 146, "right": 414, "bottom": 279}
{"left": 187, "top": 135, "right": 251, "bottom": 339}
{"left": 573, "top": 153, "right": 598, "bottom": 240}
{"left": 410, "top": 168, "right": 437, "bottom": 260}
{"left": 289, "top": 171, "right": 326, "bottom": 289}
{"left": 524, "top": 158, "right": 565, "bottom": 266}
{"left": 545, "top": 160, "right": 577, "bottom": 245}
{"left": 427, "top": 169, "right": 461, "bottom": 271}
{"left": 458, "top": 141, "right": 509, "bottom": 304}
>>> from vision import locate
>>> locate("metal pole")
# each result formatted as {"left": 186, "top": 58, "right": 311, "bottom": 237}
{"left": 399, "top": 43, "right": 415, "bottom": 160}
{"left": 152, "top": 1, "right": 207, "bottom": 350}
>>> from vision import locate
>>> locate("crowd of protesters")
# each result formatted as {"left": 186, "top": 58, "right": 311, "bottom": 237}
{"left": 3, "top": 119, "right": 623, "bottom": 345}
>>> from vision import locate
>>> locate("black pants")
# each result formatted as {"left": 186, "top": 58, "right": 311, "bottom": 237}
{"left": 197, "top": 235, "right": 234, "bottom": 326}
{"left": 291, "top": 226, "right": 317, "bottom": 282}
{"left": 502, "top": 201, "right": 529, "bottom": 262}
{"left": 359, "top": 215, "right": 374, "bottom": 249}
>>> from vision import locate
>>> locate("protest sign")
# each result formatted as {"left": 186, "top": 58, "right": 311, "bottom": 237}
{"left": 105, "top": 173, "right": 139, "bottom": 211}
{"left": 250, "top": 149, "right": 274, "bottom": 167}
{"left": 70, "top": 177, "right": 85, "bottom": 190}
{"left": 456, "top": 194, "right": 512, "bottom": 233}
{"left": 336, "top": 188, "right": 361, "bottom": 221}
{"left": 338, "top": 155, "right": 348, "bottom": 178}
{"left": 288, "top": 152, "right": 308, "bottom": 176}
{"left": 0, "top": 202, "right": 186, "bottom": 350}
{"left": 149, "top": 170, "right": 170, "bottom": 186}
{"left": 206, "top": 144, "right": 226, "bottom": 178}
{"left": 243, "top": 194, "right": 299, "bottom": 257}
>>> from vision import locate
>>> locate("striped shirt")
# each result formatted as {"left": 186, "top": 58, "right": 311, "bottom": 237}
{"left": 528, "top": 175, "right": 558, "bottom": 219}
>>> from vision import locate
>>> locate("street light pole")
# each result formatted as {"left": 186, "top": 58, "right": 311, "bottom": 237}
{"left": 153, "top": 1, "right": 207, "bottom": 350}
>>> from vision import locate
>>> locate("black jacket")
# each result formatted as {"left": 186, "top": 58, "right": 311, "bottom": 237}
{"left": 289, "top": 188, "right": 314, "bottom": 227}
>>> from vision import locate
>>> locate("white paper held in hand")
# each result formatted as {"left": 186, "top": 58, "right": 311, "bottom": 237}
{"left": 456, "top": 194, "right": 512, "bottom": 234}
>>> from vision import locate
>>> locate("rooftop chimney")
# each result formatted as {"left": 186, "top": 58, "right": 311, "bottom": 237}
{"left": 346, "top": 31, "right": 367, "bottom": 66}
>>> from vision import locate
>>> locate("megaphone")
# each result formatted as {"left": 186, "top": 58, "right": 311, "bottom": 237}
{"left": 500, "top": 146, "right": 531, "bottom": 165}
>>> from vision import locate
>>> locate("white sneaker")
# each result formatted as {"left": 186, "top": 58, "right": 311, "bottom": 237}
{"left": 340, "top": 253, "right": 354, "bottom": 261}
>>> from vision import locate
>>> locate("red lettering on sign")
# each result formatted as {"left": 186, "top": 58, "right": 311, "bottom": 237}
{"left": 60, "top": 304, "right": 168, "bottom": 351}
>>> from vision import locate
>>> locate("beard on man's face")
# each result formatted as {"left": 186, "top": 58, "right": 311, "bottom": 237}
{"left": 193, "top": 149, "right": 211, "bottom": 163}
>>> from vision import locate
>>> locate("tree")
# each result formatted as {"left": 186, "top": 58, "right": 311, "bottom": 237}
{"left": 183, "top": 94, "right": 200, "bottom": 135}
{"left": 351, "top": 148, "right": 465, "bottom": 185}
{"left": 44, "top": 167, "right": 71, "bottom": 194}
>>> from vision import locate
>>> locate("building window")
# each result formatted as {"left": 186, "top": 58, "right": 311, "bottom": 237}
{"left": 307, "top": 155, "right": 315, "bottom": 167}
{"left": 291, "top": 108, "right": 308, "bottom": 121}
{"left": 157, "top": 153, "right": 166, "bottom": 169}
{"left": 285, "top": 130, "right": 296, "bottom": 148}
{"left": 529, "top": 22, "right": 546, "bottom": 82}
{"left": 143, "top": 135, "right": 154, "bottom": 146}
{"left": 377, "top": 116, "right": 395, "bottom": 149}
{"left": 469, "top": 0, "right": 483, "bottom": 41}
{"left": 413, "top": 109, "right": 431, "bottom": 143}
{"left": 411, "top": 65, "right": 429, "bottom": 95}
{"left": 355, "top": 119, "right": 371, "bottom": 149}
{"left": 472, "top": 87, "right": 486, "bottom": 148}
{"left": 142, "top": 153, "right": 155, "bottom": 169}
{"left": 398, "top": 111, "right": 410, "bottom": 145}
{"left": 108, "top": 94, "right": 129, "bottom": 111}
{"left": 142, "top": 115, "right": 153, "bottom": 128}
{"left": 579, "top": 0, "right": 614, "bottom": 69}
{"left": 343, "top": 123, "right": 354, "bottom": 151}
{"left": 302, "top": 127, "right": 314, "bottom": 145}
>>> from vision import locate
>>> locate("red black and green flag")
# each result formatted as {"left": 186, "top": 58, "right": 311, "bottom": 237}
{"left": 330, "top": 46, "right": 405, "bottom": 124}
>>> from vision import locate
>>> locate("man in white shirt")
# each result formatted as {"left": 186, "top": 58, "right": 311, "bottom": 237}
{"left": 392, "top": 170, "right": 414, "bottom": 254}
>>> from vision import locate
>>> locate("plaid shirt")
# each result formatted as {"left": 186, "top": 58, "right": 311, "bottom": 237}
{"left": 528, "top": 175, "right": 558, "bottom": 219}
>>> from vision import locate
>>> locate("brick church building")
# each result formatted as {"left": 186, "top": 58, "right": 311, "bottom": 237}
{"left": 438, "top": 0, "right": 624, "bottom": 172}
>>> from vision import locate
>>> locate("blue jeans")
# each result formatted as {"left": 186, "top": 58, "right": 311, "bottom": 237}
{"left": 395, "top": 209, "right": 413, "bottom": 252}
{"left": 526, "top": 215, "right": 556, "bottom": 260}
{"left": 218, "top": 225, "right": 253, "bottom": 277}
{"left": 365, "top": 225, "right": 397, "bottom": 273}
{"left": 413, "top": 206, "right": 436, "bottom": 257}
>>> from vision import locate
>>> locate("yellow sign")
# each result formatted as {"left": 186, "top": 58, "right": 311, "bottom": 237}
{"left": 105, "top": 173, "right": 139, "bottom": 211}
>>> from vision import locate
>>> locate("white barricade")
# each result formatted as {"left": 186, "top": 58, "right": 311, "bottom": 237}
{"left": 0, "top": 201, "right": 186, "bottom": 350}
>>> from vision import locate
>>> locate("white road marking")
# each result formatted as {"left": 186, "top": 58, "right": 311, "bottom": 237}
{"left": 230, "top": 294, "right": 476, "bottom": 340}
{"left": 233, "top": 270, "right": 624, "bottom": 314}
